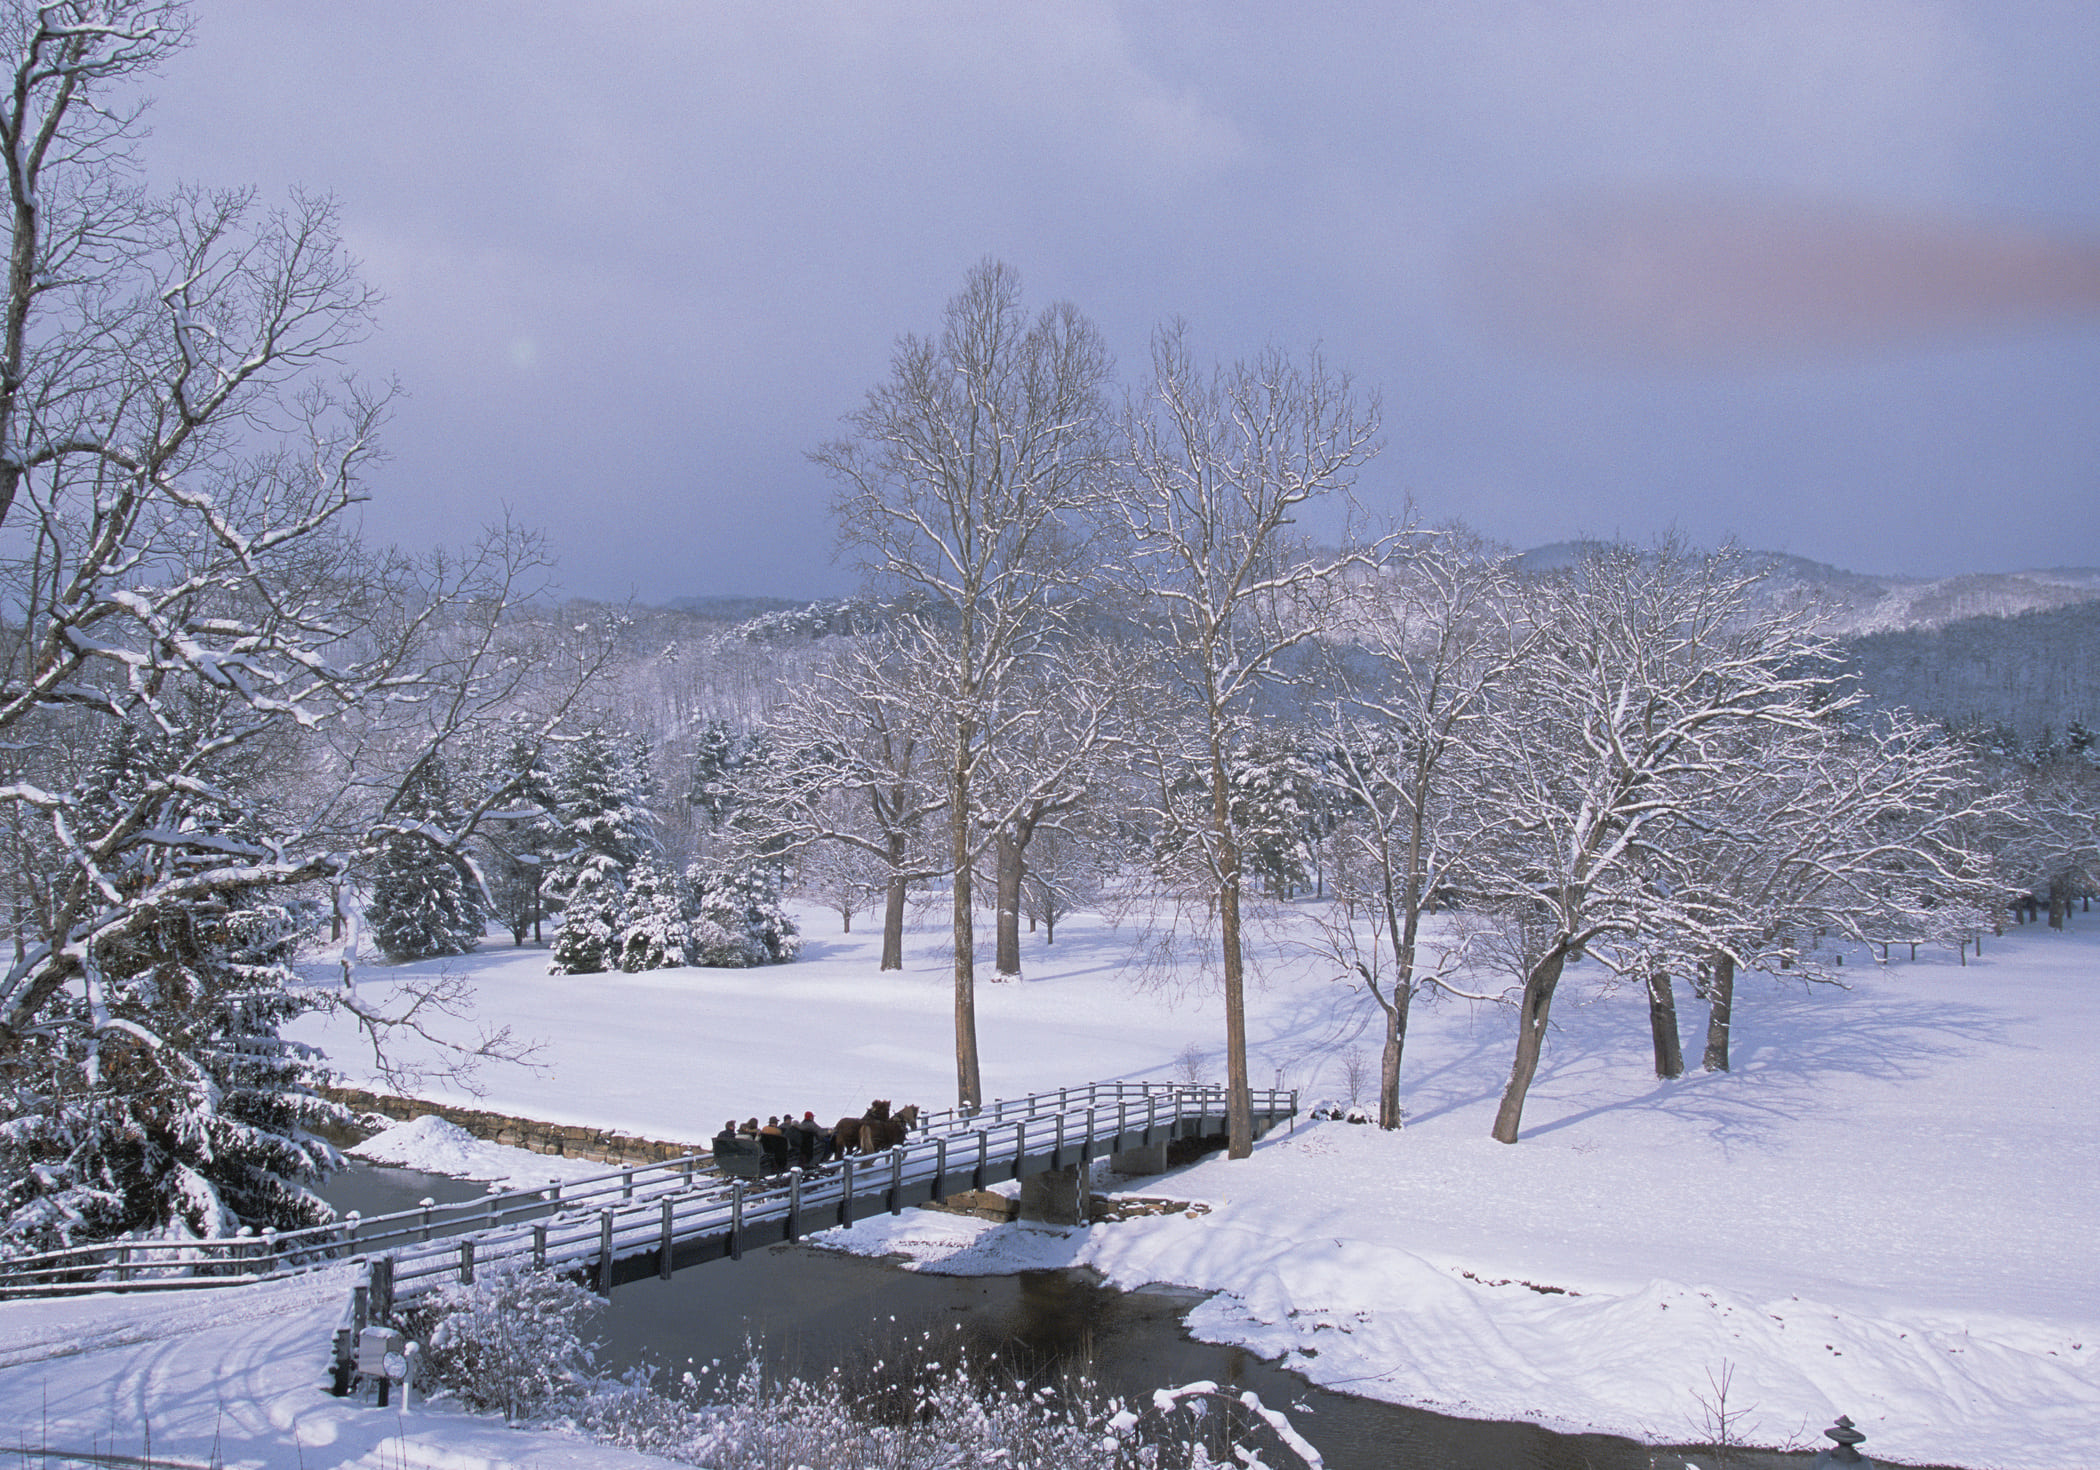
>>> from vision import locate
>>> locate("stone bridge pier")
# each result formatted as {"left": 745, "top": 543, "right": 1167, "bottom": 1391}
{"left": 1015, "top": 1136, "right": 1177, "bottom": 1225}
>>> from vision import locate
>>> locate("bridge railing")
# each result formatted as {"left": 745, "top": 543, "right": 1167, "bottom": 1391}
{"left": 0, "top": 1081, "right": 1294, "bottom": 1297}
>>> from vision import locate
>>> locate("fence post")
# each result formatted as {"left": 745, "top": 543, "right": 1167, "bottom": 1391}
{"left": 841, "top": 1158, "right": 856, "bottom": 1227}
{"left": 1055, "top": 1111, "right": 1067, "bottom": 1169}
{"left": 730, "top": 1179, "right": 744, "bottom": 1262}
{"left": 370, "top": 1254, "right": 395, "bottom": 1324}
{"left": 596, "top": 1209, "right": 613, "bottom": 1294}
{"left": 622, "top": 1168, "right": 634, "bottom": 1202}
{"left": 659, "top": 1197, "right": 674, "bottom": 1280}
{"left": 936, "top": 1135, "right": 949, "bottom": 1195}
{"left": 973, "top": 1129, "right": 989, "bottom": 1191}
{"left": 533, "top": 1221, "right": 547, "bottom": 1269}
{"left": 458, "top": 1238, "right": 475, "bottom": 1286}
{"left": 888, "top": 1147, "right": 903, "bottom": 1215}
{"left": 418, "top": 1198, "right": 435, "bottom": 1244}
{"left": 1083, "top": 1106, "right": 1096, "bottom": 1165}
{"left": 788, "top": 1167, "right": 803, "bottom": 1240}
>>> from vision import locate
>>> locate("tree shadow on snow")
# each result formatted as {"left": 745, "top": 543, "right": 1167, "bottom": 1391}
{"left": 1506, "top": 970, "right": 2020, "bottom": 1150}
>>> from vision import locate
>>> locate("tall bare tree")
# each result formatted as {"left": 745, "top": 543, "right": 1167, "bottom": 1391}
{"left": 816, "top": 260, "right": 1114, "bottom": 1106}
{"left": 0, "top": 2, "right": 552, "bottom": 1242}
{"left": 1311, "top": 526, "right": 1516, "bottom": 1127}
{"left": 1120, "top": 323, "right": 1382, "bottom": 1158}
{"left": 1471, "top": 541, "right": 1842, "bottom": 1143}
{"left": 744, "top": 630, "right": 947, "bottom": 972}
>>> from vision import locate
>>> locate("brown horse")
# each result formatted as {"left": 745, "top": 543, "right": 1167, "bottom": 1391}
{"left": 859, "top": 1102, "right": 920, "bottom": 1154}
{"left": 826, "top": 1099, "right": 890, "bottom": 1161}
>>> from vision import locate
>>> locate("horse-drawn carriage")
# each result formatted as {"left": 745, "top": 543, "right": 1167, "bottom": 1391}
{"left": 710, "top": 1100, "right": 920, "bottom": 1181}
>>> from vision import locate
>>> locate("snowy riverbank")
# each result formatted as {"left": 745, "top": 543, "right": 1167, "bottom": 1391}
{"left": 0, "top": 904, "right": 2091, "bottom": 1467}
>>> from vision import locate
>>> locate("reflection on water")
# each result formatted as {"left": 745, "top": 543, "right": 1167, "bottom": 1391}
{"left": 319, "top": 1165, "right": 1852, "bottom": 1470}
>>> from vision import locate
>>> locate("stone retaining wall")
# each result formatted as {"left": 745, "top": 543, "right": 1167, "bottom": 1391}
{"left": 323, "top": 1086, "right": 702, "bottom": 1168}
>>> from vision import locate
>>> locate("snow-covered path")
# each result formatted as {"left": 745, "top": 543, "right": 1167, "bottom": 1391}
{"left": 0, "top": 1270, "right": 669, "bottom": 1468}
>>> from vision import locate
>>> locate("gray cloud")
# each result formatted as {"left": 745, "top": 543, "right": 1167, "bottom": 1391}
{"left": 139, "top": 1, "right": 2100, "bottom": 598}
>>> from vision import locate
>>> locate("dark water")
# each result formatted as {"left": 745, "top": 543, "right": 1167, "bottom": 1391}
{"left": 319, "top": 1163, "right": 1923, "bottom": 1470}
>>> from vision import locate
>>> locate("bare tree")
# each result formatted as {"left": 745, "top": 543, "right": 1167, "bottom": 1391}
{"left": 1668, "top": 709, "right": 2005, "bottom": 1072}
{"left": 743, "top": 631, "right": 947, "bottom": 971}
{"left": 976, "top": 635, "right": 1128, "bottom": 978}
{"left": 816, "top": 260, "right": 1115, "bottom": 1106}
{"left": 1311, "top": 525, "right": 1516, "bottom": 1127}
{"left": 0, "top": 3, "right": 558, "bottom": 1242}
{"left": 1471, "top": 541, "right": 1844, "bottom": 1143}
{"left": 1119, "top": 323, "right": 1382, "bottom": 1158}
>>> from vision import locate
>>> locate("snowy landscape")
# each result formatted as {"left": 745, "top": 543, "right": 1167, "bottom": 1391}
{"left": 2, "top": 905, "right": 2094, "bottom": 1468}
{"left": 2, "top": 4, "right": 2099, "bottom": 1470}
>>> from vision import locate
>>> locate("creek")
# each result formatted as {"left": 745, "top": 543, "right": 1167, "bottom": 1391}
{"left": 320, "top": 1162, "right": 1863, "bottom": 1470}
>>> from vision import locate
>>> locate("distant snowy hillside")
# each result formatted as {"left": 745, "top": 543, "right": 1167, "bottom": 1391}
{"left": 1516, "top": 542, "right": 2100, "bottom": 635}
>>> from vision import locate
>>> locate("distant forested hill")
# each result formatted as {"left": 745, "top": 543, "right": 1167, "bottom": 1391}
{"left": 1842, "top": 601, "right": 2100, "bottom": 739}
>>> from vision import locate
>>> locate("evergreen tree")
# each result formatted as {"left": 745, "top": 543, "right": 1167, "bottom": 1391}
{"left": 615, "top": 860, "right": 692, "bottom": 973}
{"left": 684, "top": 861, "right": 801, "bottom": 968}
{"left": 476, "top": 725, "right": 565, "bottom": 945}
{"left": 546, "top": 725, "right": 659, "bottom": 973}
{"left": 364, "top": 754, "right": 486, "bottom": 962}
{"left": 0, "top": 730, "right": 346, "bottom": 1250}
{"left": 548, "top": 725, "right": 659, "bottom": 905}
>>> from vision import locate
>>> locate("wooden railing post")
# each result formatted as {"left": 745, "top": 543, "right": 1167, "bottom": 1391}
{"left": 596, "top": 1210, "right": 613, "bottom": 1294}
{"left": 659, "top": 1198, "right": 674, "bottom": 1280}
{"left": 730, "top": 1179, "right": 744, "bottom": 1262}
{"left": 458, "top": 1238, "right": 475, "bottom": 1286}
{"left": 888, "top": 1147, "right": 903, "bottom": 1215}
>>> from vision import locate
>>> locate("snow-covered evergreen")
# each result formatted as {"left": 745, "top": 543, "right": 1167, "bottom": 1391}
{"left": 363, "top": 754, "right": 486, "bottom": 962}
{"left": 0, "top": 730, "right": 345, "bottom": 1251}
{"left": 614, "top": 860, "right": 693, "bottom": 973}
{"left": 683, "top": 860, "right": 800, "bottom": 968}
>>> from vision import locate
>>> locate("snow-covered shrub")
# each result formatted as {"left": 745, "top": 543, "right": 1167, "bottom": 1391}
{"left": 615, "top": 860, "right": 692, "bottom": 973}
{"left": 549, "top": 867, "right": 624, "bottom": 975}
{"left": 401, "top": 1258, "right": 602, "bottom": 1423}
{"left": 682, "top": 860, "right": 800, "bottom": 968}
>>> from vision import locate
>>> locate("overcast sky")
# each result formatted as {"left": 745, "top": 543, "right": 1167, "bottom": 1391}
{"left": 142, "top": 1, "right": 2100, "bottom": 605}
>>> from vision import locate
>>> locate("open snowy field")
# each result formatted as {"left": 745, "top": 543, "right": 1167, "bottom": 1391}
{"left": 0, "top": 904, "right": 2092, "bottom": 1468}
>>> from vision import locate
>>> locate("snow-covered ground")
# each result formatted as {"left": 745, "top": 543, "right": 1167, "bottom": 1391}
{"left": 0, "top": 904, "right": 2092, "bottom": 1468}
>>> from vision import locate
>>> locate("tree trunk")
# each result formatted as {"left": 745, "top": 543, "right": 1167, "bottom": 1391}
{"left": 2049, "top": 873, "right": 2070, "bottom": 930}
{"left": 951, "top": 751, "right": 981, "bottom": 1108}
{"left": 1214, "top": 743, "right": 1253, "bottom": 1159}
{"left": 1647, "top": 967, "right": 1684, "bottom": 1079}
{"left": 841, "top": 910, "right": 852, "bottom": 934}
{"left": 1702, "top": 951, "right": 1734, "bottom": 1072}
{"left": 1492, "top": 945, "right": 1568, "bottom": 1143}
{"left": 994, "top": 827, "right": 1023, "bottom": 978}
{"left": 1378, "top": 987, "right": 1412, "bottom": 1130}
{"left": 881, "top": 839, "right": 907, "bottom": 974}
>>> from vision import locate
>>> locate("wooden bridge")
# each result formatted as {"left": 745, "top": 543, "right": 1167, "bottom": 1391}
{"left": 0, "top": 1082, "right": 1296, "bottom": 1303}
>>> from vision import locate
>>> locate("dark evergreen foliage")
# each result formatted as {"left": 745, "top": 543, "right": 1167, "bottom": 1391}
{"left": 364, "top": 754, "right": 486, "bottom": 962}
